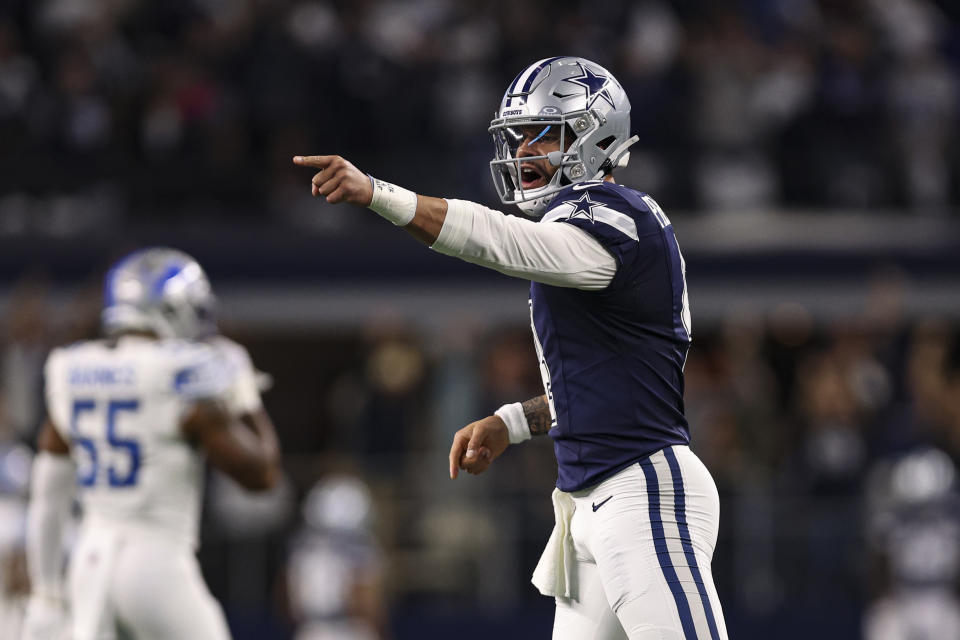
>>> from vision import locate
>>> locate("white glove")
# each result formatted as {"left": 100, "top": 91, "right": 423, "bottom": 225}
{"left": 21, "top": 595, "right": 68, "bottom": 640}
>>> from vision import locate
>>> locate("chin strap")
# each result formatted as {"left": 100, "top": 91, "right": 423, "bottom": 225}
{"left": 597, "top": 135, "right": 640, "bottom": 177}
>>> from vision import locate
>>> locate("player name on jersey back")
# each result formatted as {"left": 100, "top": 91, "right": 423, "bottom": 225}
{"left": 68, "top": 365, "right": 137, "bottom": 386}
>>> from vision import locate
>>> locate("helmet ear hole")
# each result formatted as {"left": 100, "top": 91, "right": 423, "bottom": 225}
{"left": 597, "top": 135, "right": 616, "bottom": 150}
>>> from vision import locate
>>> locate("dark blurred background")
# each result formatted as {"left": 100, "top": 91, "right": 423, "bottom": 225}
{"left": 2, "top": 0, "right": 960, "bottom": 638}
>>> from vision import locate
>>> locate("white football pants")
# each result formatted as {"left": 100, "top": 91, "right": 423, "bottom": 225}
{"left": 67, "top": 524, "right": 231, "bottom": 640}
{"left": 552, "top": 446, "right": 728, "bottom": 640}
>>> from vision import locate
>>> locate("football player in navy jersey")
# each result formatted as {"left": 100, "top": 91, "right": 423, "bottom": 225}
{"left": 295, "top": 56, "right": 727, "bottom": 640}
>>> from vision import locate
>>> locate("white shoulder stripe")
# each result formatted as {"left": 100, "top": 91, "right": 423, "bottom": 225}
{"left": 543, "top": 203, "right": 639, "bottom": 242}
{"left": 541, "top": 204, "right": 570, "bottom": 224}
{"left": 591, "top": 207, "right": 640, "bottom": 241}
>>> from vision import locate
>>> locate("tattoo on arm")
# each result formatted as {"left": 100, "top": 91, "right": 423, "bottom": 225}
{"left": 522, "top": 395, "right": 552, "bottom": 436}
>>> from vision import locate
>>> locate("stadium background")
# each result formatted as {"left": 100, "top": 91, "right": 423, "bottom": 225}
{"left": 2, "top": 0, "right": 960, "bottom": 638}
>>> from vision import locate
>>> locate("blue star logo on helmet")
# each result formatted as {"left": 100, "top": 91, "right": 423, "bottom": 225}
{"left": 564, "top": 62, "right": 615, "bottom": 110}
{"left": 563, "top": 192, "right": 603, "bottom": 222}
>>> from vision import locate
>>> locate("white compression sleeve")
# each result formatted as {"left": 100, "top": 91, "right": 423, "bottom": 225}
{"left": 26, "top": 452, "right": 75, "bottom": 599}
{"left": 431, "top": 199, "right": 616, "bottom": 290}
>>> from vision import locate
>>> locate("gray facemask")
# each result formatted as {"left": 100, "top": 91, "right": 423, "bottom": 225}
{"left": 489, "top": 57, "right": 638, "bottom": 217}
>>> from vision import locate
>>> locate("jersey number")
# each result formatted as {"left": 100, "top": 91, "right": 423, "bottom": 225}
{"left": 529, "top": 300, "right": 558, "bottom": 429}
{"left": 71, "top": 399, "right": 141, "bottom": 487}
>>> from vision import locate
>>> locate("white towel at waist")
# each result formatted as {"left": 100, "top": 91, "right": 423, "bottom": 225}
{"left": 531, "top": 487, "right": 577, "bottom": 600}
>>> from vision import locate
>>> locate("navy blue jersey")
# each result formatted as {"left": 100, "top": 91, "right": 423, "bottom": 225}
{"left": 530, "top": 181, "right": 692, "bottom": 492}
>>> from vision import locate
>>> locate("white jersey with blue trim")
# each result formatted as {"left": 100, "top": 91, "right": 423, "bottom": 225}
{"left": 532, "top": 181, "right": 692, "bottom": 492}
{"left": 205, "top": 335, "right": 265, "bottom": 417}
{"left": 44, "top": 335, "right": 256, "bottom": 549}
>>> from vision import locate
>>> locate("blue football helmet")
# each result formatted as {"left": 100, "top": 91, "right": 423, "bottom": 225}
{"left": 102, "top": 248, "right": 216, "bottom": 340}
{"left": 490, "top": 56, "right": 638, "bottom": 216}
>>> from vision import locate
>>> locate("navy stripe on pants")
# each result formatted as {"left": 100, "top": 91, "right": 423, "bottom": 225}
{"left": 663, "top": 447, "right": 721, "bottom": 640}
{"left": 639, "top": 456, "right": 698, "bottom": 640}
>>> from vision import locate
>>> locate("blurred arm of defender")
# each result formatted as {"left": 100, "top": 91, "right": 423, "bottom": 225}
{"left": 291, "top": 155, "right": 616, "bottom": 290}
{"left": 22, "top": 419, "right": 74, "bottom": 640}
{"left": 181, "top": 400, "right": 281, "bottom": 491}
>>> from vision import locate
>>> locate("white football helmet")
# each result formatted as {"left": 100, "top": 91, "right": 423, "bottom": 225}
{"left": 302, "top": 474, "right": 373, "bottom": 533}
{"left": 489, "top": 56, "right": 638, "bottom": 216}
{"left": 101, "top": 247, "right": 216, "bottom": 340}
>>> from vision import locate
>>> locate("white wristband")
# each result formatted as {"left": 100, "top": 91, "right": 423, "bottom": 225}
{"left": 495, "top": 402, "right": 531, "bottom": 444}
{"left": 368, "top": 175, "right": 418, "bottom": 226}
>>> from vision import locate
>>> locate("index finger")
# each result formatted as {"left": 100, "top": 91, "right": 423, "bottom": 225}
{"left": 449, "top": 432, "right": 468, "bottom": 479}
{"left": 293, "top": 155, "right": 335, "bottom": 169}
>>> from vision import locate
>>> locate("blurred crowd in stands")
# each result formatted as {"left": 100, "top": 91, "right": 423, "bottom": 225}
{"left": 1, "top": 0, "right": 960, "bottom": 234}
{"left": 3, "top": 0, "right": 960, "bottom": 638}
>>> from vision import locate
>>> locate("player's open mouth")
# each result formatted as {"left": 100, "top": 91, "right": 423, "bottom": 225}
{"left": 520, "top": 164, "right": 548, "bottom": 190}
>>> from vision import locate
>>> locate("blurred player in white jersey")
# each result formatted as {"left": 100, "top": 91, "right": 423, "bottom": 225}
{"left": 20, "top": 247, "right": 282, "bottom": 640}
{"left": 285, "top": 474, "right": 386, "bottom": 640}
{"left": 864, "top": 448, "right": 960, "bottom": 640}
